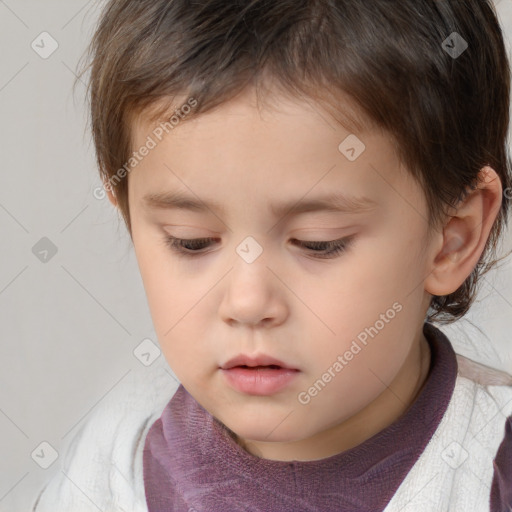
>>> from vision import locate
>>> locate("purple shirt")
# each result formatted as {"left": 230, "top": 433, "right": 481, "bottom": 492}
{"left": 143, "top": 323, "right": 512, "bottom": 511}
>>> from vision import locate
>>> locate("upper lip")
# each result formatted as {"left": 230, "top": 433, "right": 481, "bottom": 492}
{"left": 220, "top": 354, "right": 298, "bottom": 370}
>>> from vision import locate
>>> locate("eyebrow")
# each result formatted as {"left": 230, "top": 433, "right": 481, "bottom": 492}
{"left": 142, "top": 190, "right": 378, "bottom": 218}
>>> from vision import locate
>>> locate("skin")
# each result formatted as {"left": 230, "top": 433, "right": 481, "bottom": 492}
{"left": 106, "top": 86, "right": 502, "bottom": 462}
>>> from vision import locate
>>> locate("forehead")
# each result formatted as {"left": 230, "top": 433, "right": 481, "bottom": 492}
{"left": 131, "top": 85, "right": 375, "bottom": 146}
{"left": 127, "top": 87, "right": 412, "bottom": 218}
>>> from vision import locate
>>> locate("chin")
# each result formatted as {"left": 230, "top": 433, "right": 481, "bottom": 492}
{"left": 220, "top": 415, "right": 310, "bottom": 445}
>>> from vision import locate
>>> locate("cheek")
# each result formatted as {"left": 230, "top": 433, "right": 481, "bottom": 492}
{"left": 302, "top": 239, "right": 424, "bottom": 380}
{"left": 132, "top": 230, "right": 190, "bottom": 337}
{"left": 133, "top": 241, "right": 215, "bottom": 367}
{"left": 310, "top": 247, "right": 411, "bottom": 330}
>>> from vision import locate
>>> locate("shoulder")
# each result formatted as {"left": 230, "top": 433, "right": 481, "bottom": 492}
{"left": 454, "top": 352, "right": 512, "bottom": 444}
{"left": 31, "top": 364, "right": 178, "bottom": 512}
{"left": 384, "top": 352, "right": 512, "bottom": 512}
{"left": 454, "top": 353, "right": 512, "bottom": 437}
{"left": 454, "top": 353, "right": 512, "bottom": 511}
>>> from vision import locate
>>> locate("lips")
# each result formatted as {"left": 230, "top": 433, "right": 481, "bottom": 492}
{"left": 220, "top": 354, "right": 300, "bottom": 395}
{"left": 220, "top": 354, "right": 298, "bottom": 371}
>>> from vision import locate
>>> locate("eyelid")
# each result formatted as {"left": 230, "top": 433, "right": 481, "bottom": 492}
{"left": 162, "top": 234, "right": 355, "bottom": 259}
{"left": 290, "top": 236, "right": 354, "bottom": 259}
{"left": 164, "top": 235, "right": 218, "bottom": 254}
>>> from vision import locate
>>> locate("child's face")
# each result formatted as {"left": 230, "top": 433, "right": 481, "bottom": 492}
{"left": 127, "top": 88, "right": 434, "bottom": 461}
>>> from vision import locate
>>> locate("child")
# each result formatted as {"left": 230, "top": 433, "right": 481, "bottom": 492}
{"left": 33, "top": 0, "right": 512, "bottom": 510}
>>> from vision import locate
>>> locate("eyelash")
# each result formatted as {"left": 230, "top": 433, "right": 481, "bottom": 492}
{"left": 163, "top": 235, "right": 354, "bottom": 259}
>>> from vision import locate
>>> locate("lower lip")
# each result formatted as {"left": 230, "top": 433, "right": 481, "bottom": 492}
{"left": 221, "top": 367, "right": 300, "bottom": 395}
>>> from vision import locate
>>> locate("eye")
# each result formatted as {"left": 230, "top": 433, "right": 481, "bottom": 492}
{"left": 163, "top": 235, "right": 219, "bottom": 257}
{"left": 290, "top": 237, "right": 354, "bottom": 259}
{"left": 163, "top": 235, "right": 354, "bottom": 259}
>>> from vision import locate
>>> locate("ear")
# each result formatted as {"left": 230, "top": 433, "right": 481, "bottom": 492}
{"left": 424, "top": 166, "right": 503, "bottom": 296}
{"left": 104, "top": 180, "right": 118, "bottom": 208}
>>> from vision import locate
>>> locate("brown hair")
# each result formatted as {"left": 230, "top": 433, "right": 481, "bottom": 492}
{"left": 76, "top": 0, "right": 512, "bottom": 324}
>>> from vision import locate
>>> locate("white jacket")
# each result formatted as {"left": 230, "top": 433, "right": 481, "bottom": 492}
{"left": 32, "top": 354, "right": 512, "bottom": 512}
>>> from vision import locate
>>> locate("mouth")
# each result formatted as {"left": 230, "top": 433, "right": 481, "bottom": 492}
{"left": 236, "top": 364, "right": 282, "bottom": 369}
{"left": 220, "top": 354, "right": 300, "bottom": 395}
{"left": 220, "top": 354, "right": 298, "bottom": 371}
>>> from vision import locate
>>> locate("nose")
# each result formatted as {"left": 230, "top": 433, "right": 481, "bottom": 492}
{"left": 218, "top": 249, "right": 289, "bottom": 328}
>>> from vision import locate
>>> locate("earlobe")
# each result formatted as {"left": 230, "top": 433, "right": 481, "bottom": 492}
{"left": 105, "top": 183, "right": 118, "bottom": 207}
{"left": 424, "top": 166, "right": 503, "bottom": 296}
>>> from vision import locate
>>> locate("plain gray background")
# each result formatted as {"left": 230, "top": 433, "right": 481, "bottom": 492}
{"left": 1, "top": 1, "right": 512, "bottom": 510}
